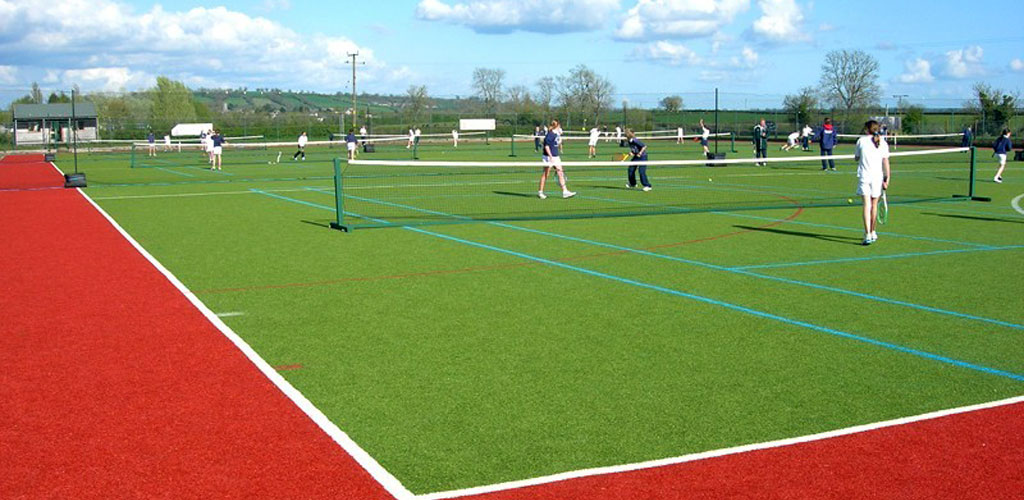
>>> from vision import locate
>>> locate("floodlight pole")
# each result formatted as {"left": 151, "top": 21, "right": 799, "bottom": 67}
{"left": 714, "top": 88, "right": 719, "bottom": 155}
{"left": 347, "top": 52, "right": 364, "bottom": 129}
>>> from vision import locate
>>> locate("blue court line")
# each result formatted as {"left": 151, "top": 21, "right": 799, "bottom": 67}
{"left": 732, "top": 246, "right": 1024, "bottom": 270}
{"left": 260, "top": 189, "right": 1024, "bottom": 382}
{"left": 323, "top": 189, "right": 1024, "bottom": 332}
{"left": 184, "top": 166, "right": 235, "bottom": 175}
{"left": 154, "top": 166, "right": 195, "bottom": 177}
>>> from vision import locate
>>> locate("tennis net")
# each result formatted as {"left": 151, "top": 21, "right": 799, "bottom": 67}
{"left": 328, "top": 146, "right": 981, "bottom": 230}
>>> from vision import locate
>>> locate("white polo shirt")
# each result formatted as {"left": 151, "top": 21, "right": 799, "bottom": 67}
{"left": 855, "top": 135, "right": 889, "bottom": 181}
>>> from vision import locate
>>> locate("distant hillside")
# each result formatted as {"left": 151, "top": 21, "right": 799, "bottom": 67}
{"left": 192, "top": 88, "right": 465, "bottom": 114}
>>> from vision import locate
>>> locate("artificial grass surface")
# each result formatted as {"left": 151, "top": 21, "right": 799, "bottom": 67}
{"left": 73, "top": 138, "right": 1024, "bottom": 494}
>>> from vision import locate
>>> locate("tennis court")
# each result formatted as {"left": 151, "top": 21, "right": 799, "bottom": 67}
{"left": 70, "top": 136, "right": 1024, "bottom": 495}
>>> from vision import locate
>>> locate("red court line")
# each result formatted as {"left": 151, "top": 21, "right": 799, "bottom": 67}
{"left": 0, "top": 179, "right": 394, "bottom": 497}
{"left": 458, "top": 401, "right": 1024, "bottom": 500}
{"left": 0, "top": 154, "right": 65, "bottom": 190}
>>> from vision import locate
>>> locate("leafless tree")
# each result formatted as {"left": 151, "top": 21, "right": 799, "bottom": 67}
{"left": 472, "top": 68, "right": 506, "bottom": 114}
{"left": 819, "top": 50, "right": 880, "bottom": 123}
{"left": 556, "top": 65, "right": 615, "bottom": 126}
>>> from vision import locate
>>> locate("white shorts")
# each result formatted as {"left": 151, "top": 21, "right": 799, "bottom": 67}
{"left": 787, "top": 138, "right": 797, "bottom": 146}
{"left": 857, "top": 176, "right": 883, "bottom": 198}
{"left": 588, "top": 139, "right": 598, "bottom": 147}
{"left": 213, "top": 146, "right": 222, "bottom": 156}
{"left": 997, "top": 153, "right": 1007, "bottom": 165}
{"left": 347, "top": 142, "right": 356, "bottom": 151}
{"left": 542, "top": 155, "right": 563, "bottom": 170}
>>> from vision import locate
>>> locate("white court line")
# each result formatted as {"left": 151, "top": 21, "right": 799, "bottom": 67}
{"left": 57, "top": 162, "right": 415, "bottom": 499}
{"left": 215, "top": 312, "right": 246, "bottom": 318}
{"left": 417, "top": 395, "right": 1024, "bottom": 499}
{"left": 1012, "top": 193, "right": 1024, "bottom": 215}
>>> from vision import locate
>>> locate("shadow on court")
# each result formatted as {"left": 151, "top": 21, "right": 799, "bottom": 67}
{"left": 733, "top": 225, "right": 866, "bottom": 245}
{"left": 921, "top": 212, "right": 1024, "bottom": 224}
{"left": 493, "top": 191, "right": 537, "bottom": 198}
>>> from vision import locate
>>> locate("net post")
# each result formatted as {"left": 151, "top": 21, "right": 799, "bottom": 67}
{"left": 329, "top": 158, "right": 351, "bottom": 232}
{"left": 730, "top": 132, "right": 736, "bottom": 153}
{"left": 969, "top": 146, "right": 976, "bottom": 198}
{"left": 508, "top": 134, "right": 516, "bottom": 157}
{"left": 130, "top": 143, "right": 136, "bottom": 168}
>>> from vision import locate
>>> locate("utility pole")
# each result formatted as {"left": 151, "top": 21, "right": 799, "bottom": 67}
{"left": 347, "top": 52, "right": 364, "bottom": 129}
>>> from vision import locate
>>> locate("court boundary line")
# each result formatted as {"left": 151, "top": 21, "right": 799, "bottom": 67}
{"left": 68, "top": 177, "right": 416, "bottom": 499}
{"left": 417, "top": 396, "right": 1024, "bottom": 499}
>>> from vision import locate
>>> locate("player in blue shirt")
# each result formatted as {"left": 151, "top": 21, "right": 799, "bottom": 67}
{"left": 210, "top": 130, "right": 227, "bottom": 171}
{"left": 147, "top": 131, "right": 156, "bottom": 157}
{"left": 624, "top": 129, "right": 652, "bottom": 191}
{"left": 993, "top": 128, "right": 1012, "bottom": 183}
{"left": 345, "top": 129, "right": 358, "bottom": 160}
{"left": 961, "top": 125, "right": 973, "bottom": 148}
{"left": 538, "top": 120, "right": 575, "bottom": 199}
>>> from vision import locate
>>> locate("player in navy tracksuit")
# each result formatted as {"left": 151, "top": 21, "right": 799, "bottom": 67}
{"left": 625, "top": 129, "right": 652, "bottom": 191}
{"left": 960, "top": 125, "right": 973, "bottom": 148}
{"left": 993, "top": 128, "right": 1012, "bottom": 183}
{"left": 813, "top": 117, "right": 838, "bottom": 171}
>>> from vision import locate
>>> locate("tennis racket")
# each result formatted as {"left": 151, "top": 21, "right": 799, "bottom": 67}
{"left": 617, "top": 152, "right": 632, "bottom": 162}
{"left": 877, "top": 190, "right": 888, "bottom": 224}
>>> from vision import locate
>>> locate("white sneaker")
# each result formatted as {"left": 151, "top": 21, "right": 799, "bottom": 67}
{"left": 626, "top": 183, "right": 634, "bottom": 189}
{"left": 562, "top": 191, "right": 576, "bottom": 199}
{"left": 994, "top": 176, "right": 1002, "bottom": 183}
{"left": 538, "top": 191, "right": 547, "bottom": 199}
{"left": 642, "top": 186, "right": 652, "bottom": 192}
{"left": 870, "top": 231, "right": 878, "bottom": 242}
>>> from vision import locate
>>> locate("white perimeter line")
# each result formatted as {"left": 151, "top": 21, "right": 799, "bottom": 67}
{"left": 215, "top": 312, "right": 246, "bottom": 318}
{"left": 418, "top": 395, "right": 1024, "bottom": 500}
{"left": 53, "top": 162, "right": 415, "bottom": 500}
{"left": 1012, "top": 193, "right": 1024, "bottom": 216}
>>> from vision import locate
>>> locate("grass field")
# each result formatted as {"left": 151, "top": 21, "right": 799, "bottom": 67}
{"left": 68, "top": 136, "right": 1024, "bottom": 495}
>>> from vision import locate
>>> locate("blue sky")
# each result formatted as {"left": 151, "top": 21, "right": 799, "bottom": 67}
{"left": 1, "top": 0, "right": 1021, "bottom": 108}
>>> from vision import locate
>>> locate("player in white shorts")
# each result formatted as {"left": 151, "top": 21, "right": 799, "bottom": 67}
{"left": 452, "top": 129, "right": 459, "bottom": 148}
{"left": 782, "top": 130, "right": 800, "bottom": 151}
{"left": 345, "top": 128, "right": 358, "bottom": 160}
{"left": 587, "top": 126, "right": 601, "bottom": 158}
{"left": 163, "top": 134, "right": 172, "bottom": 152}
{"left": 538, "top": 120, "right": 575, "bottom": 199}
{"left": 676, "top": 126, "right": 684, "bottom": 144}
{"left": 854, "top": 120, "right": 891, "bottom": 245}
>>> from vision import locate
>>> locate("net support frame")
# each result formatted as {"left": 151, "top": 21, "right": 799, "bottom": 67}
{"left": 329, "top": 157, "right": 351, "bottom": 232}
{"left": 954, "top": 146, "right": 992, "bottom": 202}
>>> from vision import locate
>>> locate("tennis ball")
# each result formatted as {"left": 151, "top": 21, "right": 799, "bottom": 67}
{"left": 847, "top": 198, "right": 853, "bottom": 204}
{"left": 708, "top": 178, "right": 713, "bottom": 182}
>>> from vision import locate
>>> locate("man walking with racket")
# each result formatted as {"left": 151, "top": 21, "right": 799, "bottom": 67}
{"left": 625, "top": 129, "right": 652, "bottom": 192}
{"left": 753, "top": 119, "right": 768, "bottom": 166}
{"left": 538, "top": 119, "right": 575, "bottom": 199}
{"left": 699, "top": 119, "right": 710, "bottom": 156}
{"left": 854, "top": 120, "right": 890, "bottom": 245}
{"left": 293, "top": 131, "right": 308, "bottom": 161}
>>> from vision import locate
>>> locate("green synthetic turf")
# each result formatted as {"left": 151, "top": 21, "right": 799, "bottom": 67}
{"left": 74, "top": 138, "right": 1024, "bottom": 494}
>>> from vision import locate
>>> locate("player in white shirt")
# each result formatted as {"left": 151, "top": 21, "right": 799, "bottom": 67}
{"left": 699, "top": 119, "right": 710, "bottom": 155}
{"left": 359, "top": 125, "right": 367, "bottom": 146}
{"left": 853, "top": 120, "right": 891, "bottom": 245}
{"left": 587, "top": 126, "right": 601, "bottom": 158}
{"left": 163, "top": 134, "right": 172, "bottom": 152}
{"left": 781, "top": 131, "right": 801, "bottom": 151}
{"left": 406, "top": 128, "right": 415, "bottom": 149}
{"left": 452, "top": 129, "right": 459, "bottom": 148}
{"left": 204, "top": 130, "right": 214, "bottom": 164}
{"left": 413, "top": 127, "right": 422, "bottom": 148}
{"left": 615, "top": 125, "right": 622, "bottom": 141}
{"left": 800, "top": 124, "right": 813, "bottom": 151}
{"left": 676, "top": 126, "right": 684, "bottom": 144}
{"left": 293, "top": 131, "right": 308, "bottom": 160}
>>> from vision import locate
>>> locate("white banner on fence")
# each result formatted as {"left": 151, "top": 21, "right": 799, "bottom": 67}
{"left": 171, "top": 123, "right": 214, "bottom": 137}
{"left": 459, "top": 118, "right": 496, "bottom": 131}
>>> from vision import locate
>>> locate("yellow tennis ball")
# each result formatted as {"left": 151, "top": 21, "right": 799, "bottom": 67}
{"left": 847, "top": 198, "right": 853, "bottom": 204}
{"left": 708, "top": 178, "right": 713, "bottom": 182}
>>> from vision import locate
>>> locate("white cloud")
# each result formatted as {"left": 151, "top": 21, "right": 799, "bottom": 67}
{"left": 944, "top": 45, "right": 984, "bottom": 78}
{"left": 751, "top": 0, "right": 808, "bottom": 42}
{"left": 818, "top": 23, "right": 834, "bottom": 32}
{"left": 0, "top": 0, "right": 397, "bottom": 94}
{"left": 60, "top": 67, "right": 153, "bottom": 92}
{"left": 1010, "top": 58, "right": 1024, "bottom": 72}
{"left": 259, "top": 0, "right": 291, "bottom": 12}
{"left": 416, "top": 0, "right": 620, "bottom": 34}
{"left": 616, "top": 0, "right": 750, "bottom": 40}
{"left": 897, "top": 58, "right": 934, "bottom": 84}
{"left": 635, "top": 41, "right": 703, "bottom": 65}
{"left": 0, "top": 65, "right": 16, "bottom": 84}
